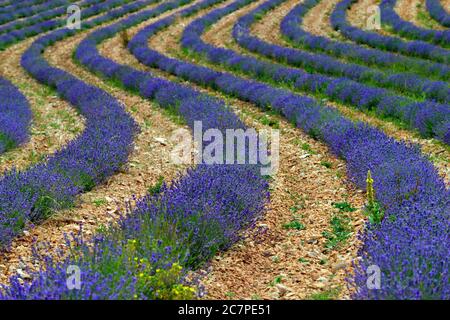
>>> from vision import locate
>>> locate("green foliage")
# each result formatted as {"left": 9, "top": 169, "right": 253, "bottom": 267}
{"left": 259, "top": 114, "right": 280, "bottom": 128}
{"left": 309, "top": 287, "right": 341, "bottom": 300}
{"left": 288, "top": 192, "right": 306, "bottom": 213}
{"left": 95, "top": 224, "right": 108, "bottom": 235}
{"left": 9, "top": 210, "right": 26, "bottom": 234}
{"left": 366, "top": 170, "right": 375, "bottom": 205}
{"left": 319, "top": 259, "right": 327, "bottom": 265}
{"left": 33, "top": 195, "right": 58, "bottom": 219}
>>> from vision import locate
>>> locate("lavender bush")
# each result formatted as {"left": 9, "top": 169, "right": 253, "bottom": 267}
{"left": 379, "top": 0, "right": 449, "bottom": 46}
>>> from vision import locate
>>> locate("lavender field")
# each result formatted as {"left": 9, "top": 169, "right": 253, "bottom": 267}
{"left": 0, "top": 0, "right": 448, "bottom": 301}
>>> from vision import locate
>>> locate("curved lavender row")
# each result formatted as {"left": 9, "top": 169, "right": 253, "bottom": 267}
{"left": 281, "top": 0, "right": 449, "bottom": 81}
{"left": 426, "top": 0, "right": 450, "bottom": 27}
{"left": 0, "top": 0, "right": 165, "bottom": 248}
{"left": 0, "top": 0, "right": 69, "bottom": 25}
{"left": 0, "top": 0, "right": 47, "bottom": 13}
{"left": 233, "top": 0, "right": 450, "bottom": 103}
{"left": 1, "top": 0, "right": 269, "bottom": 299}
{"left": 128, "top": 0, "right": 449, "bottom": 299}
{"left": 0, "top": 0, "right": 100, "bottom": 36}
{"left": 0, "top": 0, "right": 133, "bottom": 51}
{"left": 0, "top": 78, "right": 32, "bottom": 154}
{"left": 178, "top": 0, "right": 450, "bottom": 143}
{"left": 380, "top": 0, "right": 449, "bottom": 47}
{"left": 331, "top": 0, "right": 450, "bottom": 64}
